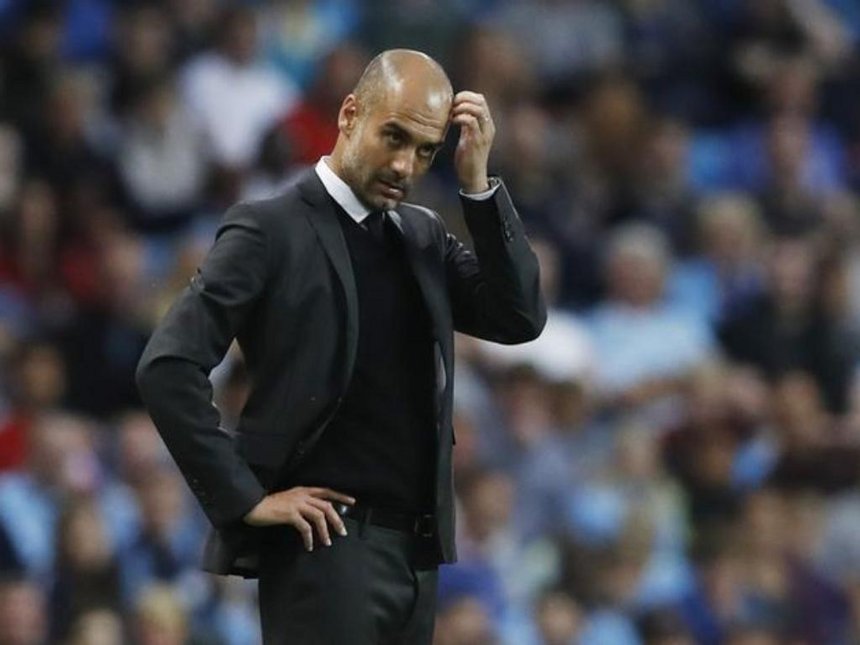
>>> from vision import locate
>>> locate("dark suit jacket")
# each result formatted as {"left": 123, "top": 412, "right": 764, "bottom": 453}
{"left": 135, "top": 169, "right": 545, "bottom": 577}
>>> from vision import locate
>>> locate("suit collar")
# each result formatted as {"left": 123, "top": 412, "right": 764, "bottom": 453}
{"left": 313, "top": 157, "right": 373, "bottom": 224}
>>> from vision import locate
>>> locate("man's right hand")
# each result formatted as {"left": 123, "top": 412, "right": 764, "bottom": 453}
{"left": 243, "top": 487, "right": 356, "bottom": 551}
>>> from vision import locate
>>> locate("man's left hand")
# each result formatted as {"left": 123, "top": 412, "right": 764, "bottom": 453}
{"left": 452, "top": 91, "right": 495, "bottom": 193}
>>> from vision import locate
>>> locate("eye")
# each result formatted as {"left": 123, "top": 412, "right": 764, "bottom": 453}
{"left": 417, "top": 146, "right": 435, "bottom": 161}
{"left": 385, "top": 130, "right": 403, "bottom": 146}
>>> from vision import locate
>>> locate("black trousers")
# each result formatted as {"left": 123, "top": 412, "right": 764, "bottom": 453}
{"left": 257, "top": 517, "right": 439, "bottom": 644}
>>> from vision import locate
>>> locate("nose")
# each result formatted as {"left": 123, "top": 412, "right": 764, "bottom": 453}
{"left": 390, "top": 150, "right": 414, "bottom": 180}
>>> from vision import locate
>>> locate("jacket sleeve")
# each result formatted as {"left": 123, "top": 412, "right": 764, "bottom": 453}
{"left": 445, "top": 178, "right": 547, "bottom": 343}
{"left": 135, "top": 204, "right": 268, "bottom": 529}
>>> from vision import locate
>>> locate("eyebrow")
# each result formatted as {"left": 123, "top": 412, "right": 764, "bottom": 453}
{"left": 382, "top": 122, "right": 445, "bottom": 150}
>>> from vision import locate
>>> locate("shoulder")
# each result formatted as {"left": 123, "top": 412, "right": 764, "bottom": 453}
{"left": 399, "top": 201, "right": 443, "bottom": 225}
{"left": 222, "top": 170, "right": 313, "bottom": 233}
{"left": 397, "top": 201, "right": 448, "bottom": 239}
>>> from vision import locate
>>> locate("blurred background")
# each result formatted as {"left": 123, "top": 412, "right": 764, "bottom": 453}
{"left": 2, "top": 0, "right": 860, "bottom": 643}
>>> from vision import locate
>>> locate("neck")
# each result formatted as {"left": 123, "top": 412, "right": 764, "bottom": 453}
{"left": 327, "top": 140, "right": 348, "bottom": 182}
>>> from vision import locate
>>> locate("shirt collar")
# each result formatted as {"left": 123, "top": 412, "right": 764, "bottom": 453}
{"left": 314, "top": 157, "right": 372, "bottom": 224}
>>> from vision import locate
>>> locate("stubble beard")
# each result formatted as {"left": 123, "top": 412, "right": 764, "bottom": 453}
{"left": 340, "top": 121, "right": 379, "bottom": 210}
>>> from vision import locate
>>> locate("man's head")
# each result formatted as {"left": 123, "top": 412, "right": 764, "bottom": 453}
{"left": 604, "top": 223, "right": 671, "bottom": 308}
{"left": 329, "top": 49, "right": 453, "bottom": 210}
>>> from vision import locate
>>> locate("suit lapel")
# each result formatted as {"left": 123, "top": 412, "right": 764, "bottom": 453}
{"left": 298, "top": 172, "right": 359, "bottom": 385}
{"left": 389, "top": 209, "right": 451, "bottom": 426}
{"left": 388, "top": 209, "right": 444, "bottom": 337}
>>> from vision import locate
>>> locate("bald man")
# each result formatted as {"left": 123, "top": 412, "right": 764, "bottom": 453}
{"left": 136, "top": 50, "right": 545, "bottom": 644}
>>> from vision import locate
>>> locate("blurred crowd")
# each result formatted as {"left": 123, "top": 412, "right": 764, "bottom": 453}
{"left": 3, "top": 0, "right": 860, "bottom": 643}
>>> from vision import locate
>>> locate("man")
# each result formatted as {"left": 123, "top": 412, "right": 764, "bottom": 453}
{"left": 136, "top": 49, "right": 545, "bottom": 644}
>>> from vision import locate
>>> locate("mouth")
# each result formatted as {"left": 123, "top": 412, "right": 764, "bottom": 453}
{"left": 377, "top": 179, "right": 406, "bottom": 200}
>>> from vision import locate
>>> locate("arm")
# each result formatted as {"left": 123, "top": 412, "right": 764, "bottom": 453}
{"left": 446, "top": 91, "right": 546, "bottom": 343}
{"left": 445, "top": 179, "right": 546, "bottom": 343}
{"left": 135, "top": 205, "right": 268, "bottom": 529}
{"left": 136, "top": 204, "right": 357, "bottom": 549}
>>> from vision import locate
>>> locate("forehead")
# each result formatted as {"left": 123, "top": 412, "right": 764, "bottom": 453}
{"left": 369, "top": 82, "right": 451, "bottom": 140}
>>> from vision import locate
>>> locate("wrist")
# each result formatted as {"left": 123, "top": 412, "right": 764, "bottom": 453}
{"left": 243, "top": 495, "right": 268, "bottom": 525}
{"left": 460, "top": 175, "right": 490, "bottom": 194}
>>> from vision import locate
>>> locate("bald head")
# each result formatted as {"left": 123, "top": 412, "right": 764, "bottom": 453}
{"left": 353, "top": 49, "right": 453, "bottom": 114}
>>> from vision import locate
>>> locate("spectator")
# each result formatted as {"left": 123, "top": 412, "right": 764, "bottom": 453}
{"left": 117, "top": 73, "right": 207, "bottom": 232}
{"left": 180, "top": 6, "right": 298, "bottom": 172}
{"left": 0, "top": 341, "right": 66, "bottom": 473}
{"left": 23, "top": 71, "right": 114, "bottom": 199}
{"left": 586, "top": 223, "right": 715, "bottom": 410}
{"left": 719, "top": 235, "right": 860, "bottom": 412}
{"left": 49, "top": 495, "right": 122, "bottom": 641}
{"left": 627, "top": 117, "right": 698, "bottom": 254}
{"left": 109, "top": 3, "right": 176, "bottom": 115}
{"left": 0, "top": 4, "right": 64, "bottom": 131}
{"left": 0, "top": 413, "right": 136, "bottom": 583}
{"left": 131, "top": 584, "right": 189, "bottom": 645}
{"left": 563, "top": 423, "right": 690, "bottom": 608}
{"left": 0, "top": 179, "right": 62, "bottom": 305}
{"left": 120, "top": 466, "right": 206, "bottom": 611}
{"left": 270, "top": 42, "right": 369, "bottom": 168}
{"left": 668, "top": 192, "right": 766, "bottom": 325}
{"left": 55, "top": 230, "right": 151, "bottom": 417}
{"left": 677, "top": 528, "right": 755, "bottom": 645}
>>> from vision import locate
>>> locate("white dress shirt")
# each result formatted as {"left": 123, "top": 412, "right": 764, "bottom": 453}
{"left": 314, "top": 157, "right": 499, "bottom": 224}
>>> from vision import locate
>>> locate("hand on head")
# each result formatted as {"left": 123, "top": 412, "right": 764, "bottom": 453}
{"left": 451, "top": 90, "right": 494, "bottom": 193}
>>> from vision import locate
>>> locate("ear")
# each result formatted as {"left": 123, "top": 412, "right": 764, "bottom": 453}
{"left": 338, "top": 94, "right": 359, "bottom": 136}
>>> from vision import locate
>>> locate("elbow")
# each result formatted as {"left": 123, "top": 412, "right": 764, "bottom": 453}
{"left": 521, "top": 296, "right": 548, "bottom": 342}
{"left": 503, "top": 303, "right": 547, "bottom": 344}
{"left": 519, "top": 311, "right": 547, "bottom": 343}
{"left": 524, "top": 318, "right": 546, "bottom": 343}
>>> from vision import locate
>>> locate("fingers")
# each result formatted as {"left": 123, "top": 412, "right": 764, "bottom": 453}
{"left": 289, "top": 504, "right": 330, "bottom": 551}
{"left": 309, "top": 497, "right": 348, "bottom": 537}
{"left": 452, "top": 92, "right": 493, "bottom": 126}
{"left": 292, "top": 488, "right": 353, "bottom": 549}
{"left": 452, "top": 113, "right": 480, "bottom": 132}
{"left": 311, "top": 487, "right": 356, "bottom": 506}
{"left": 451, "top": 101, "right": 490, "bottom": 124}
{"left": 453, "top": 110, "right": 491, "bottom": 138}
{"left": 307, "top": 504, "right": 331, "bottom": 547}
{"left": 453, "top": 90, "right": 487, "bottom": 107}
{"left": 291, "top": 514, "right": 314, "bottom": 552}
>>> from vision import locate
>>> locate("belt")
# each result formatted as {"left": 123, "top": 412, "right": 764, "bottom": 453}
{"left": 335, "top": 503, "right": 436, "bottom": 538}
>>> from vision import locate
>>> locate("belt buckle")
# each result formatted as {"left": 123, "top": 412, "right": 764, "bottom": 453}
{"left": 413, "top": 514, "right": 435, "bottom": 538}
{"left": 335, "top": 503, "right": 351, "bottom": 517}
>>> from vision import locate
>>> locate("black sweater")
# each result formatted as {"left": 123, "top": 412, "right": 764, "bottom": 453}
{"left": 287, "top": 205, "right": 437, "bottom": 512}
